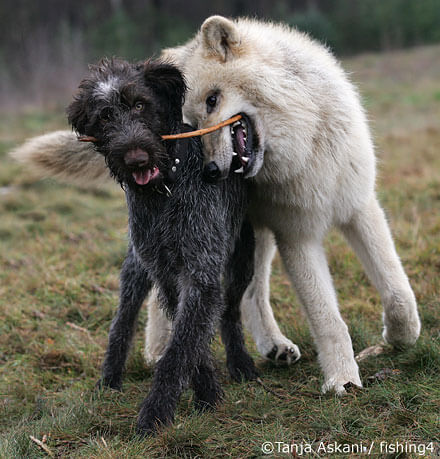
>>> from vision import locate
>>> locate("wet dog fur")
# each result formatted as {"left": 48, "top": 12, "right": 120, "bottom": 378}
{"left": 67, "top": 58, "right": 258, "bottom": 435}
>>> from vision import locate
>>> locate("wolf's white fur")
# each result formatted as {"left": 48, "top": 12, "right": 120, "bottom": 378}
{"left": 10, "top": 130, "right": 108, "bottom": 184}
{"left": 153, "top": 16, "right": 420, "bottom": 393}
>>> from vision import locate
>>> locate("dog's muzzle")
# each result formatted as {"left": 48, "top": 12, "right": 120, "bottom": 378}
{"left": 124, "top": 148, "right": 149, "bottom": 167}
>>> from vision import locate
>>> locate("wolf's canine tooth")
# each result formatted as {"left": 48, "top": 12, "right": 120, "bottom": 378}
{"left": 234, "top": 167, "right": 244, "bottom": 173}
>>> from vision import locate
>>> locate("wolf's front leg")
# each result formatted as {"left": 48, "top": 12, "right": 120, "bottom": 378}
{"left": 99, "top": 248, "right": 152, "bottom": 391}
{"left": 276, "top": 235, "right": 362, "bottom": 395}
{"left": 137, "top": 281, "right": 223, "bottom": 436}
{"left": 241, "top": 226, "right": 301, "bottom": 364}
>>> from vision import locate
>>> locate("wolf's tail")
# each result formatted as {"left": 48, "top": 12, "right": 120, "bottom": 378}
{"left": 10, "top": 130, "right": 109, "bottom": 185}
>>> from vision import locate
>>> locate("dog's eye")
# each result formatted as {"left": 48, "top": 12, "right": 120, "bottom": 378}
{"left": 100, "top": 108, "right": 111, "bottom": 124}
{"left": 134, "top": 101, "right": 144, "bottom": 111}
{"left": 206, "top": 94, "right": 218, "bottom": 113}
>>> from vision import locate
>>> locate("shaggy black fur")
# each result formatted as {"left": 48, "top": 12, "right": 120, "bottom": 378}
{"left": 67, "top": 58, "right": 258, "bottom": 436}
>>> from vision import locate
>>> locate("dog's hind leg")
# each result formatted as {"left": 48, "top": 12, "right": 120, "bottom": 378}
{"left": 98, "top": 247, "right": 152, "bottom": 391}
{"left": 192, "top": 350, "right": 224, "bottom": 411}
{"left": 241, "top": 226, "right": 301, "bottom": 364}
{"left": 222, "top": 219, "right": 259, "bottom": 382}
{"left": 340, "top": 196, "right": 421, "bottom": 349}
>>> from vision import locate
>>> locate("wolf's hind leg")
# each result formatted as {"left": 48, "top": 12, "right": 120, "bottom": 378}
{"left": 340, "top": 196, "right": 421, "bottom": 349}
{"left": 241, "top": 226, "right": 301, "bottom": 364}
{"left": 144, "top": 287, "right": 172, "bottom": 365}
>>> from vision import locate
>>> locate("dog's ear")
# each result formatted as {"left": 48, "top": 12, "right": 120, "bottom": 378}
{"left": 67, "top": 91, "right": 89, "bottom": 135}
{"left": 143, "top": 62, "right": 186, "bottom": 108}
{"left": 201, "top": 15, "right": 241, "bottom": 62}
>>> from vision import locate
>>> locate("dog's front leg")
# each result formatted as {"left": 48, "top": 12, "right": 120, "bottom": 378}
{"left": 137, "top": 280, "right": 222, "bottom": 436}
{"left": 222, "top": 219, "right": 259, "bottom": 381}
{"left": 98, "top": 248, "right": 152, "bottom": 391}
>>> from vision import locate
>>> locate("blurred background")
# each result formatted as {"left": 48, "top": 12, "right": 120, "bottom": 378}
{"left": 1, "top": 0, "right": 440, "bottom": 109}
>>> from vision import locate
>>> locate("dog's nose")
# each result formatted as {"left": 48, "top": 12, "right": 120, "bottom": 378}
{"left": 124, "top": 148, "right": 149, "bottom": 167}
{"left": 203, "top": 161, "right": 221, "bottom": 182}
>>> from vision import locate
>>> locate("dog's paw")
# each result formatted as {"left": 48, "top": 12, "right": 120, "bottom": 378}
{"left": 194, "top": 385, "right": 224, "bottom": 412}
{"left": 264, "top": 339, "right": 301, "bottom": 365}
{"left": 137, "top": 395, "right": 174, "bottom": 437}
{"left": 193, "top": 367, "right": 224, "bottom": 412}
{"left": 227, "top": 351, "right": 259, "bottom": 382}
{"left": 95, "top": 376, "right": 122, "bottom": 392}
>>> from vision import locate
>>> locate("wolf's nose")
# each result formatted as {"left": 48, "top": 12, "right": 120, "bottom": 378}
{"left": 124, "top": 148, "right": 149, "bottom": 167}
{"left": 203, "top": 161, "right": 221, "bottom": 182}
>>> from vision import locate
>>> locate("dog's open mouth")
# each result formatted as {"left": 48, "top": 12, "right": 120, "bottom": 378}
{"left": 230, "top": 113, "right": 257, "bottom": 174}
{"left": 132, "top": 166, "right": 160, "bottom": 186}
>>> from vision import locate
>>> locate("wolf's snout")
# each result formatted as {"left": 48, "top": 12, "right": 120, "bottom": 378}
{"left": 203, "top": 161, "right": 221, "bottom": 182}
{"left": 124, "top": 148, "right": 149, "bottom": 167}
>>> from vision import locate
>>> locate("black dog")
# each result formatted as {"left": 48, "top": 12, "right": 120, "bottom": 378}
{"left": 67, "top": 59, "right": 258, "bottom": 435}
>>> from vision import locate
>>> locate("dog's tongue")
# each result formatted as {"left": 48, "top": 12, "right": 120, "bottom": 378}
{"left": 133, "top": 169, "right": 152, "bottom": 185}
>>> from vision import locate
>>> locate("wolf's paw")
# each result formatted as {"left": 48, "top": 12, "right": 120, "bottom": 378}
{"left": 383, "top": 313, "right": 421, "bottom": 350}
{"left": 227, "top": 351, "right": 259, "bottom": 382}
{"left": 383, "top": 292, "right": 421, "bottom": 350}
{"left": 321, "top": 375, "right": 363, "bottom": 396}
{"left": 263, "top": 337, "right": 301, "bottom": 365}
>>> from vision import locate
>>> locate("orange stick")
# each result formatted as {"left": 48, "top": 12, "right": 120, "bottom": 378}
{"left": 77, "top": 114, "right": 242, "bottom": 143}
{"left": 161, "top": 114, "right": 242, "bottom": 140}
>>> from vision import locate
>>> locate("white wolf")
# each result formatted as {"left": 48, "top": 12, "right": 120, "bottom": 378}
{"left": 11, "top": 16, "right": 420, "bottom": 394}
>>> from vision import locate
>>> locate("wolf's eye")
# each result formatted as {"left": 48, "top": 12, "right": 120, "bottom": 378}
{"left": 134, "top": 101, "right": 144, "bottom": 111}
{"left": 206, "top": 94, "right": 218, "bottom": 113}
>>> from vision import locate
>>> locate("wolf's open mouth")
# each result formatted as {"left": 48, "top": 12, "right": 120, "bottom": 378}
{"left": 132, "top": 166, "right": 160, "bottom": 186}
{"left": 230, "top": 113, "right": 256, "bottom": 174}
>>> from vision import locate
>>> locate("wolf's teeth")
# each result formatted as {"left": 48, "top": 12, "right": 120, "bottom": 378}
{"left": 241, "top": 156, "right": 249, "bottom": 163}
{"left": 234, "top": 167, "right": 244, "bottom": 173}
{"left": 232, "top": 152, "right": 238, "bottom": 156}
{"left": 233, "top": 121, "right": 241, "bottom": 128}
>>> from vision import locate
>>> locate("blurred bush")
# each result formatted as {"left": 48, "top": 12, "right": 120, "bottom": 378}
{"left": 1, "top": 0, "right": 439, "bottom": 108}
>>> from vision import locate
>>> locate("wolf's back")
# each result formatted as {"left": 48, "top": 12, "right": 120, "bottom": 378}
{"left": 10, "top": 130, "right": 109, "bottom": 185}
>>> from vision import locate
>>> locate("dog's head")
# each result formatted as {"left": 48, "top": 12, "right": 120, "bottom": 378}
{"left": 67, "top": 58, "right": 186, "bottom": 187}
{"left": 163, "top": 16, "right": 265, "bottom": 181}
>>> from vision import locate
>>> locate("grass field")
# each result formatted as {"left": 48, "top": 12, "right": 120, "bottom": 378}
{"left": 1, "top": 45, "right": 439, "bottom": 458}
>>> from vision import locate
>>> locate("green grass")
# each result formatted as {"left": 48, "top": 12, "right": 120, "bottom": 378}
{"left": 1, "top": 45, "right": 440, "bottom": 458}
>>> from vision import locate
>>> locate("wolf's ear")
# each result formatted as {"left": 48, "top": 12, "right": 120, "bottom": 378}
{"left": 160, "top": 46, "right": 188, "bottom": 69}
{"left": 143, "top": 62, "right": 186, "bottom": 108}
{"left": 201, "top": 16, "right": 241, "bottom": 62}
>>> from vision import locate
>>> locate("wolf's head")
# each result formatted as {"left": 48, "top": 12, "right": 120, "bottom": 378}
{"left": 163, "top": 16, "right": 265, "bottom": 180}
{"left": 67, "top": 59, "right": 186, "bottom": 188}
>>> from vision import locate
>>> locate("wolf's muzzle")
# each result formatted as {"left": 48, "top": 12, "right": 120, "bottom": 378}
{"left": 203, "top": 161, "right": 222, "bottom": 182}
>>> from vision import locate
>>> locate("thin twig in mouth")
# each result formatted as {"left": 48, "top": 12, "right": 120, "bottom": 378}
{"left": 77, "top": 114, "right": 243, "bottom": 143}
